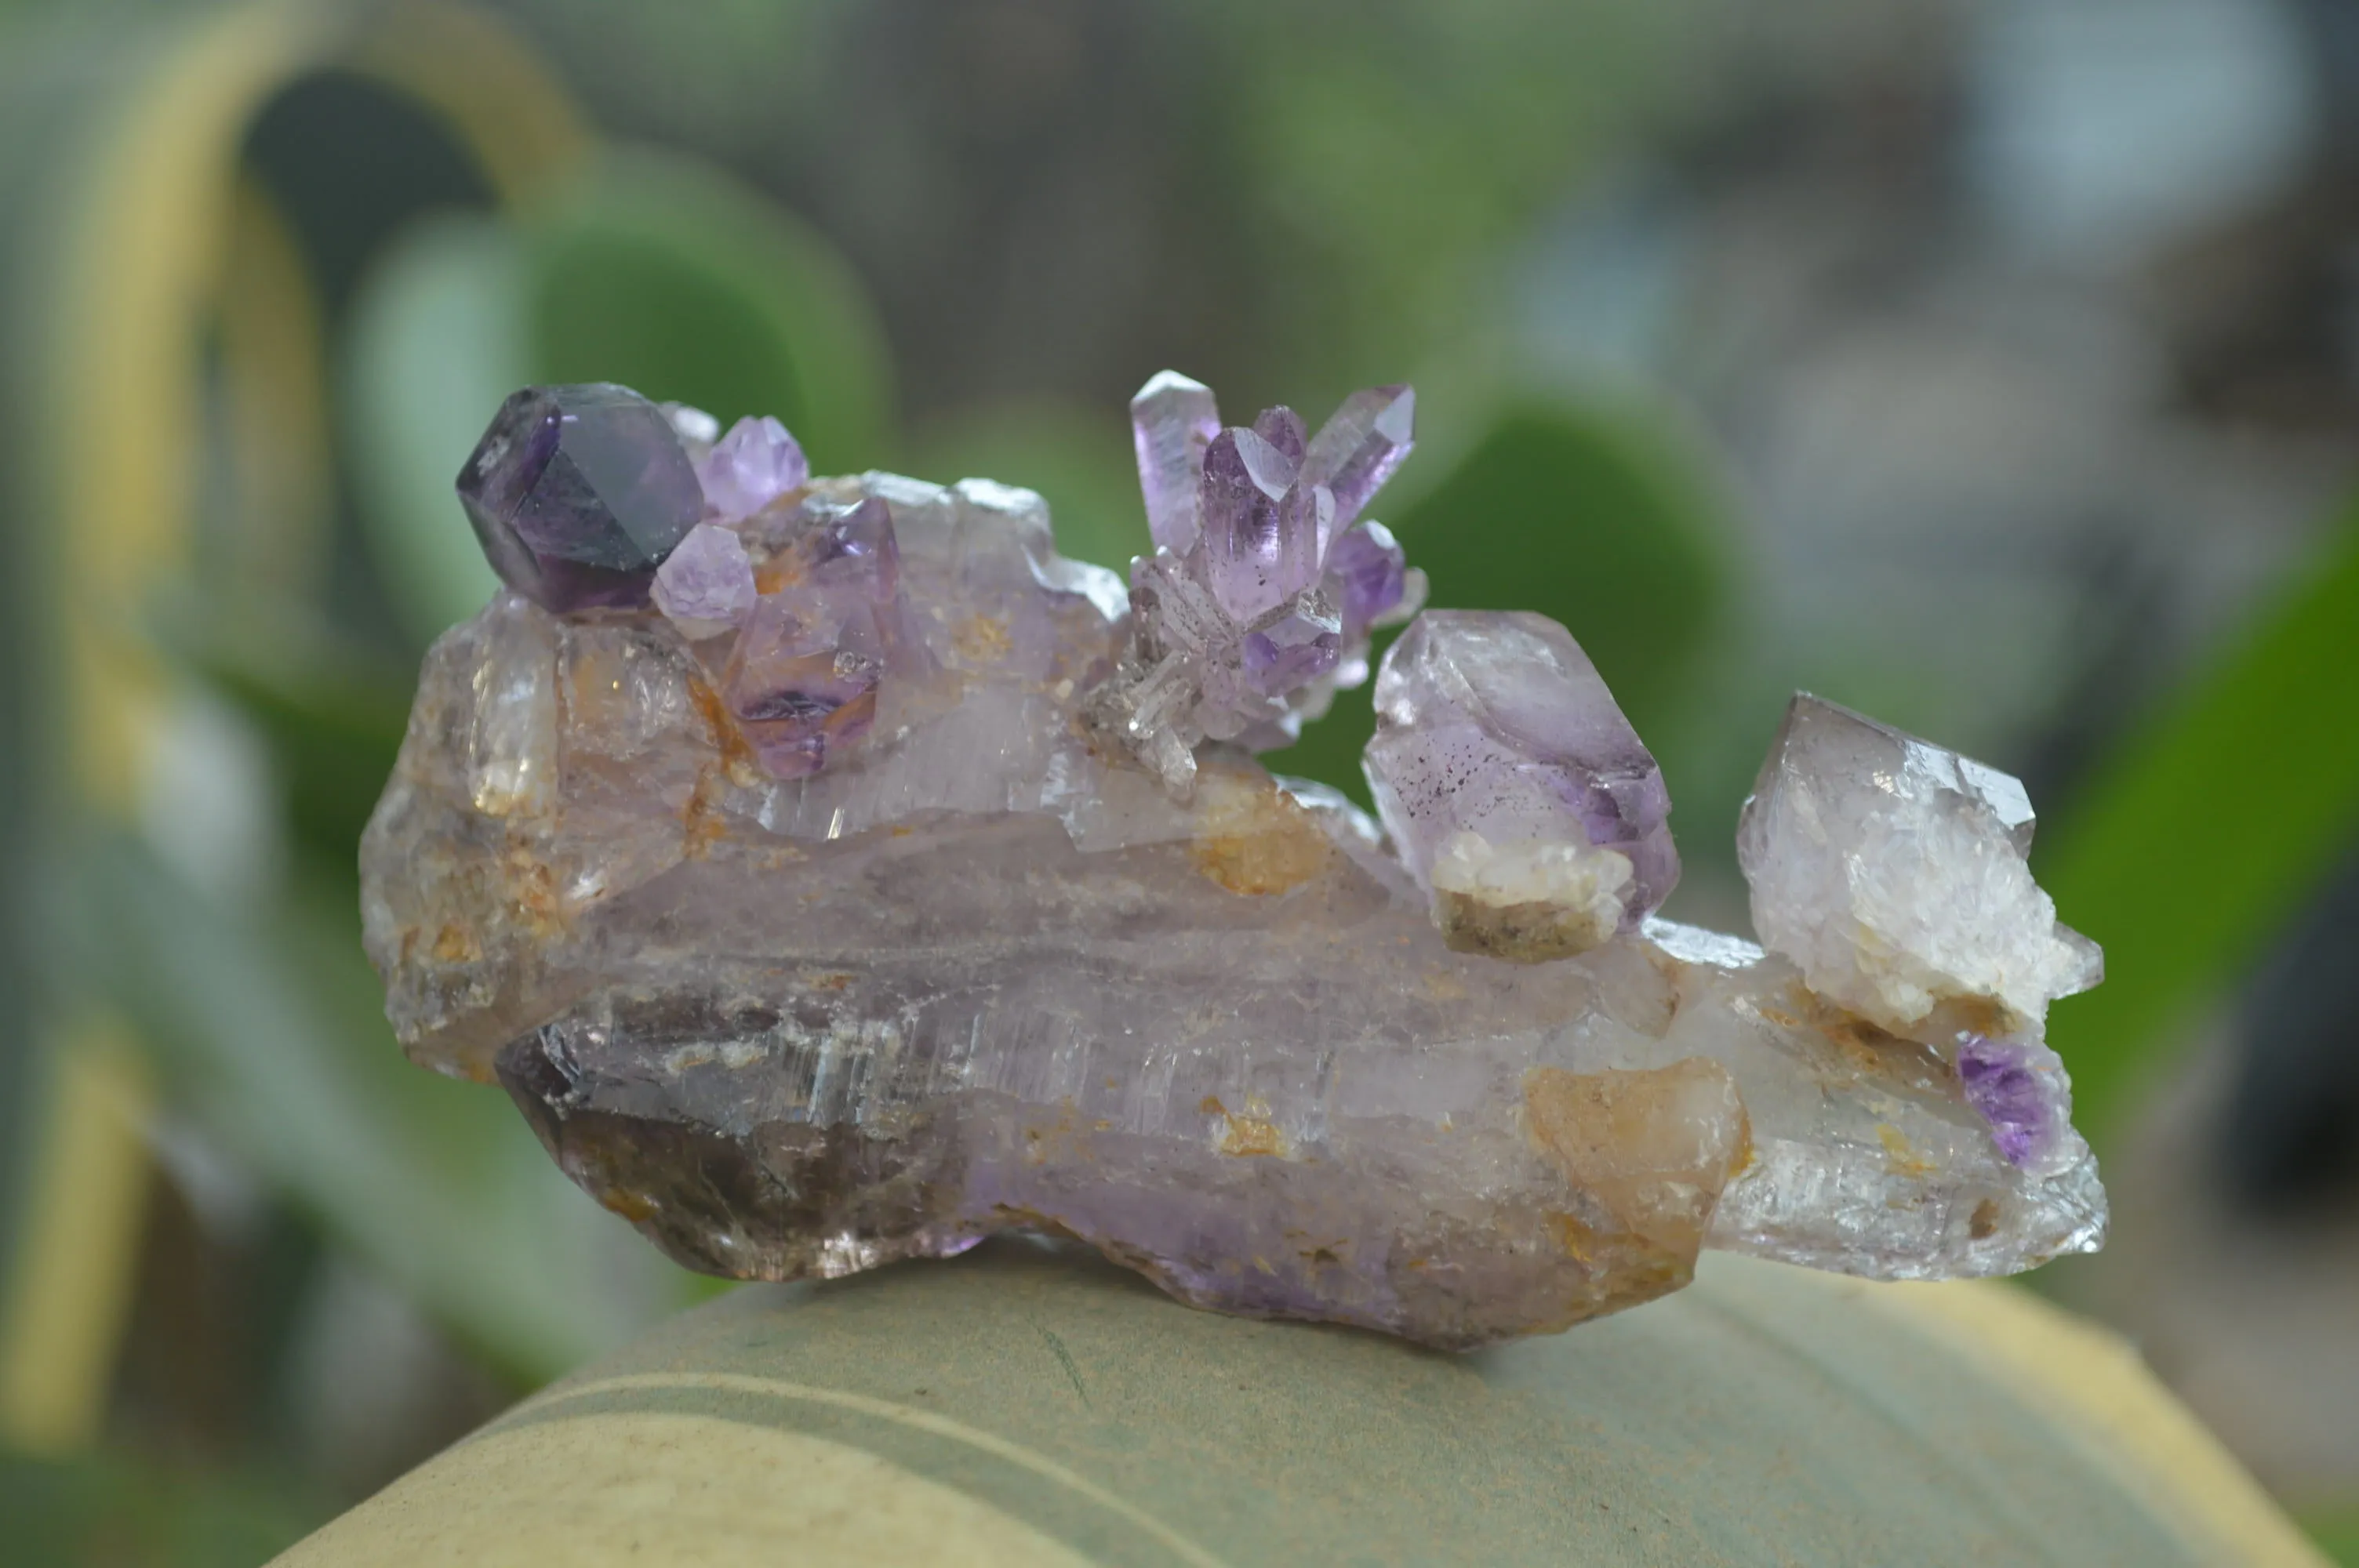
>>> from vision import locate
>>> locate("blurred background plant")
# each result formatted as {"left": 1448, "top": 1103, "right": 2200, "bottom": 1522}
{"left": 2, "top": 0, "right": 2357, "bottom": 1561}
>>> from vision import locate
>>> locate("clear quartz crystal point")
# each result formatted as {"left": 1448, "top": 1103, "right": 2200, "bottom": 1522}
{"left": 365, "top": 381, "right": 2108, "bottom": 1354}
{"left": 1365, "top": 610, "right": 1677, "bottom": 958}
{"left": 1738, "top": 693, "right": 2102, "bottom": 1042}
{"left": 455, "top": 383, "right": 703, "bottom": 612}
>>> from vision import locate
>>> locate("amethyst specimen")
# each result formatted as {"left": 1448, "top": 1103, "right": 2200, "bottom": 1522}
{"left": 1091, "top": 372, "right": 1426, "bottom": 793}
{"left": 1366, "top": 611, "right": 1677, "bottom": 957}
{"left": 363, "top": 376, "right": 2109, "bottom": 1351}
{"left": 456, "top": 383, "right": 703, "bottom": 612}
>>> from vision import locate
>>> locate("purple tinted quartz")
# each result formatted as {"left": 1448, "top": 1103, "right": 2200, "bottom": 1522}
{"left": 720, "top": 597, "right": 881, "bottom": 779}
{"left": 717, "top": 496, "right": 905, "bottom": 780}
{"left": 1956, "top": 1035, "right": 2059, "bottom": 1167}
{"left": 802, "top": 493, "right": 900, "bottom": 601}
{"left": 1365, "top": 610, "right": 1677, "bottom": 958}
{"left": 1198, "top": 424, "right": 1313, "bottom": 622}
{"left": 456, "top": 383, "right": 704, "bottom": 612}
{"left": 1322, "top": 520, "right": 1410, "bottom": 637}
{"left": 697, "top": 415, "right": 809, "bottom": 521}
{"left": 1130, "top": 371, "right": 1222, "bottom": 554}
{"left": 1241, "top": 594, "right": 1343, "bottom": 695}
{"left": 651, "top": 523, "right": 758, "bottom": 637}
{"left": 1299, "top": 383, "right": 1414, "bottom": 542}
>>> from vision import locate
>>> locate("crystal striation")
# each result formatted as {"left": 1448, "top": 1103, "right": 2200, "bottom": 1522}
{"left": 456, "top": 383, "right": 705, "bottom": 612}
{"left": 362, "top": 376, "right": 2108, "bottom": 1351}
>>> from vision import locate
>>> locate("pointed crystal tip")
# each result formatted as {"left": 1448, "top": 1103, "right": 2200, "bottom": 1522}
{"left": 1739, "top": 693, "right": 2101, "bottom": 1038}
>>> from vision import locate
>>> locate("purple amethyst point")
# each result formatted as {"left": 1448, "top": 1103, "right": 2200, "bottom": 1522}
{"left": 720, "top": 596, "right": 881, "bottom": 781}
{"left": 1130, "top": 371, "right": 1222, "bottom": 556}
{"left": 1324, "top": 520, "right": 1412, "bottom": 637}
{"left": 652, "top": 522, "right": 758, "bottom": 639}
{"left": 1241, "top": 592, "right": 1343, "bottom": 695}
{"left": 1250, "top": 405, "right": 1307, "bottom": 470}
{"left": 1200, "top": 426, "right": 1318, "bottom": 622}
{"left": 804, "top": 495, "right": 900, "bottom": 601}
{"left": 456, "top": 383, "right": 704, "bottom": 613}
{"left": 698, "top": 415, "right": 809, "bottom": 521}
{"left": 1303, "top": 383, "right": 1415, "bottom": 541}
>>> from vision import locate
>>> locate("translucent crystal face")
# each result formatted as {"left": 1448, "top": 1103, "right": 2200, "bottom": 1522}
{"left": 367, "top": 379, "right": 2109, "bottom": 1352}
{"left": 652, "top": 522, "right": 758, "bottom": 639}
{"left": 697, "top": 414, "right": 809, "bottom": 521}
{"left": 456, "top": 384, "right": 705, "bottom": 612}
{"left": 1366, "top": 611, "right": 1677, "bottom": 958}
{"left": 1738, "top": 694, "right": 2102, "bottom": 1041}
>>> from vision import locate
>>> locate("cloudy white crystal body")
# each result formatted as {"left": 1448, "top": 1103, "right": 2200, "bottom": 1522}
{"left": 363, "top": 379, "right": 2110, "bottom": 1349}
{"left": 1739, "top": 694, "right": 2103, "bottom": 1042}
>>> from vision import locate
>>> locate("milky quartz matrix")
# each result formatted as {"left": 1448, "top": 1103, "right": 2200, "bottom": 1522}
{"left": 360, "top": 374, "right": 2107, "bottom": 1349}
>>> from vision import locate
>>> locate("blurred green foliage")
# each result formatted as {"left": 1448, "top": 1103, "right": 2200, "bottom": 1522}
{"left": 2043, "top": 511, "right": 2359, "bottom": 1147}
{"left": 2305, "top": 1507, "right": 2359, "bottom": 1568}
{"left": 0, "top": 1449, "right": 311, "bottom": 1568}
{"left": 528, "top": 150, "right": 893, "bottom": 471}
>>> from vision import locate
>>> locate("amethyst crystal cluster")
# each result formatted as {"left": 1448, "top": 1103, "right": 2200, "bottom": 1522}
{"left": 1089, "top": 373, "right": 1424, "bottom": 791}
{"left": 362, "top": 373, "right": 2106, "bottom": 1349}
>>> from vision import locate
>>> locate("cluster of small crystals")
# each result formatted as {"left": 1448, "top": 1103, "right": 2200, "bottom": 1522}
{"left": 1735, "top": 694, "right": 2105, "bottom": 1181}
{"left": 1088, "top": 372, "right": 1426, "bottom": 793}
{"left": 365, "top": 376, "right": 2110, "bottom": 1351}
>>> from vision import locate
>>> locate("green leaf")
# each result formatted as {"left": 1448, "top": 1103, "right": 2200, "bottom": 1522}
{"left": 2302, "top": 1504, "right": 2359, "bottom": 1566}
{"left": 150, "top": 594, "right": 416, "bottom": 876}
{"left": 341, "top": 214, "right": 525, "bottom": 645}
{"left": 527, "top": 146, "right": 895, "bottom": 474}
{"left": 2041, "top": 510, "right": 2359, "bottom": 1149}
{"left": 49, "top": 836, "right": 695, "bottom": 1384}
{"left": 1270, "top": 401, "right": 1731, "bottom": 808}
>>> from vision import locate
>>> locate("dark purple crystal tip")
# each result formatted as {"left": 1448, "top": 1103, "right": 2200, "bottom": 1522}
{"left": 457, "top": 383, "right": 704, "bottom": 612}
